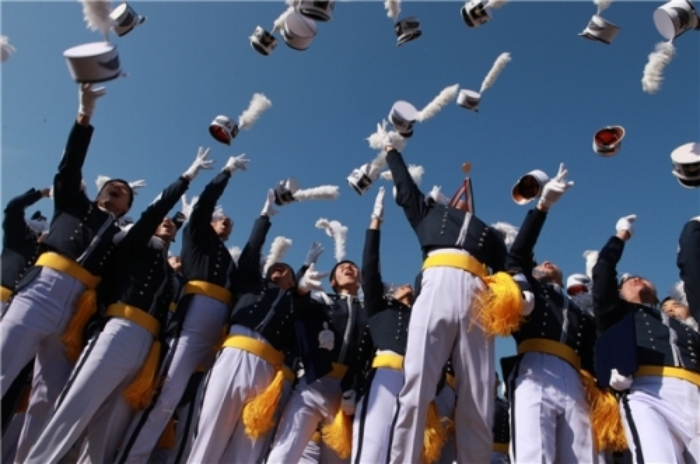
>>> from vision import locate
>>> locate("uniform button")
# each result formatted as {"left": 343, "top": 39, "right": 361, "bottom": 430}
{"left": 140, "top": 291, "right": 144, "bottom": 295}
{"left": 214, "top": 272, "right": 218, "bottom": 276}
{"left": 148, "top": 276, "right": 152, "bottom": 280}
{"left": 70, "top": 236, "right": 74, "bottom": 241}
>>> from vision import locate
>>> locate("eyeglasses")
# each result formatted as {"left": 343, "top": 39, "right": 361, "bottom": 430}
{"left": 618, "top": 274, "right": 641, "bottom": 288}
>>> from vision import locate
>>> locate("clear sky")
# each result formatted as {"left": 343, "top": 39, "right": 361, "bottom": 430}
{"left": 2, "top": 1, "right": 699, "bottom": 372}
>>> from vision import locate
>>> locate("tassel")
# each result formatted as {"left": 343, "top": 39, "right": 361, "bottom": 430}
{"left": 123, "top": 340, "right": 161, "bottom": 410}
{"left": 472, "top": 272, "right": 524, "bottom": 337}
{"left": 62, "top": 289, "right": 98, "bottom": 363}
{"left": 311, "top": 430, "right": 322, "bottom": 443}
{"left": 321, "top": 408, "right": 353, "bottom": 460}
{"left": 422, "top": 400, "right": 449, "bottom": 464}
{"left": 580, "top": 370, "right": 628, "bottom": 452}
{"left": 242, "top": 369, "right": 285, "bottom": 439}
{"left": 158, "top": 417, "right": 177, "bottom": 449}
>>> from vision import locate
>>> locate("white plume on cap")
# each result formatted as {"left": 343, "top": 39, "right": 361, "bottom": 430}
{"left": 380, "top": 164, "right": 424, "bottom": 185}
{"left": 583, "top": 250, "right": 599, "bottom": 280}
{"left": 315, "top": 218, "right": 348, "bottom": 262}
{"left": 180, "top": 194, "right": 198, "bottom": 222}
{"left": 385, "top": 0, "right": 401, "bottom": 21}
{"left": 485, "top": 0, "right": 508, "bottom": 9}
{"left": 427, "top": 185, "right": 449, "bottom": 205}
{"left": 1, "top": 35, "right": 16, "bottom": 63}
{"left": 593, "top": 0, "right": 612, "bottom": 14}
{"left": 669, "top": 281, "right": 688, "bottom": 307}
{"left": 229, "top": 245, "right": 242, "bottom": 263}
{"left": 79, "top": 0, "right": 114, "bottom": 37}
{"left": 416, "top": 84, "right": 459, "bottom": 122}
{"left": 212, "top": 205, "right": 226, "bottom": 220}
{"left": 642, "top": 41, "right": 675, "bottom": 94}
{"left": 95, "top": 175, "right": 146, "bottom": 194}
{"left": 293, "top": 185, "right": 340, "bottom": 202}
{"left": 491, "top": 222, "right": 519, "bottom": 248}
{"left": 238, "top": 93, "right": 272, "bottom": 130}
{"left": 367, "top": 120, "right": 407, "bottom": 152}
{"left": 263, "top": 236, "right": 293, "bottom": 274}
{"left": 480, "top": 52, "right": 512, "bottom": 93}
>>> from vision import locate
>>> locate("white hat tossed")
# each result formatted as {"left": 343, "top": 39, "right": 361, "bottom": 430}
{"left": 64, "top": 1, "right": 129, "bottom": 83}
{"left": 457, "top": 52, "right": 512, "bottom": 113}
{"left": 670, "top": 142, "right": 700, "bottom": 188}
{"left": 386, "top": 84, "right": 459, "bottom": 137}
{"left": 593, "top": 125, "right": 626, "bottom": 156}
{"left": 296, "top": 0, "right": 335, "bottom": 22}
{"left": 109, "top": 2, "right": 147, "bottom": 37}
{"left": 460, "top": 0, "right": 508, "bottom": 29}
{"left": 282, "top": 10, "right": 318, "bottom": 51}
{"left": 385, "top": 0, "right": 422, "bottom": 46}
{"left": 272, "top": 177, "right": 340, "bottom": 205}
{"left": 579, "top": 0, "right": 620, "bottom": 44}
{"left": 511, "top": 169, "right": 549, "bottom": 205}
{"left": 642, "top": 0, "right": 699, "bottom": 94}
{"left": 209, "top": 93, "right": 272, "bottom": 145}
{"left": 1, "top": 35, "right": 16, "bottom": 63}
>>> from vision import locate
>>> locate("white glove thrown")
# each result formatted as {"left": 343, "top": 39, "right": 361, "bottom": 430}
{"left": 609, "top": 369, "right": 633, "bottom": 392}
{"left": 372, "top": 186, "right": 385, "bottom": 220}
{"left": 298, "top": 263, "right": 328, "bottom": 293}
{"left": 222, "top": 154, "right": 250, "bottom": 175}
{"left": 183, "top": 147, "right": 214, "bottom": 180}
{"left": 318, "top": 322, "right": 335, "bottom": 351}
{"left": 537, "top": 163, "right": 574, "bottom": 210}
{"left": 341, "top": 390, "right": 357, "bottom": 416}
{"left": 78, "top": 83, "right": 107, "bottom": 117}
{"left": 304, "top": 242, "right": 324, "bottom": 266}
{"left": 261, "top": 189, "right": 279, "bottom": 217}
{"left": 615, "top": 214, "right": 637, "bottom": 238}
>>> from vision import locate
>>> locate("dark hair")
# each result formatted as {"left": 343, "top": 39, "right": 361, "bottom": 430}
{"left": 265, "top": 262, "right": 297, "bottom": 285}
{"left": 328, "top": 260, "right": 358, "bottom": 284}
{"left": 100, "top": 179, "right": 134, "bottom": 209}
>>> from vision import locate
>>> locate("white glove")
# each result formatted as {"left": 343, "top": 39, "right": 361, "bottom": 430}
{"left": 222, "top": 154, "right": 250, "bottom": 175}
{"left": 129, "top": 180, "right": 147, "bottom": 191}
{"left": 298, "top": 263, "right": 328, "bottom": 293}
{"left": 304, "top": 242, "right": 324, "bottom": 266}
{"left": 521, "top": 290, "right": 535, "bottom": 316}
{"left": 341, "top": 390, "right": 356, "bottom": 416}
{"left": 261, "top": 189, "right": 279, "bottom": 217}
{"left": 318, "top": 322, "right": 335, "bottom": 351}
{"left": 609, "top": 369, "right": 633, "bottom": 392}
{"left": 78, "top": 83, "right": 107, "bottom": 117}
{"left": 372, "top": 186, "right": 385, "bottom": 220}
{"left": 537, "top": 163, "right": 574, "bottom": 209}
{"left": 615, "top": 214, "right": 637, "bottom": 238}
{"left": 183, "top": 147, "right": 214, "bottom": 180}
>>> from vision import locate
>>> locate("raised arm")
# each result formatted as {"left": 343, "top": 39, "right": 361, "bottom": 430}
{"left": 677, "top": 218, "right": 700, "bottom": 321}
{"left": 3, "top": 188, "right": 47, "bottom": 245}
{"left": 507, "top": 208, "right": 547, "bottom": 276}
{"left": 236, "top": 190, "right": 277, "bottom": 288}
{"left": 592, "top": 215, "right": 636, "bottom": 330}
{"left": 385, "top": 149, "right": 427, "bottom": 229}
{"left": 362, "top": 186, "right": 386, "bottom": 316}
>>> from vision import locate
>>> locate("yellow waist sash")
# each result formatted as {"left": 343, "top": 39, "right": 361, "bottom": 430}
{"left": 372, "top": 353, "right": 404, "bottom": 371}
{"left": 422, "top": 253, "right": 488, "bottom": 279}
{"left": 1, "top": 286, "right": 12, "bottom": 304}
{"left": 183, "top": 280, "right": 232, "bottom": 306}
{"left": 635, "top": 365, "right": 700, "bottom": 388}
{"left": 517, "top": 338, "right": 581, "bottom": 371}
{"left": 222, "top": 335, "right": 284, "bottom": 367}
{"left": 36, "top": 252, "right": 101, "bottom": 289}
{"left": 105, "top": 303, "right": 160, "bottom": 337}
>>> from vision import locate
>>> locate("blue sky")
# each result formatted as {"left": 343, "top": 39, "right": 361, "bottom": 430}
{"left": 2, "top": 1, "right": 699, "bottom": 370}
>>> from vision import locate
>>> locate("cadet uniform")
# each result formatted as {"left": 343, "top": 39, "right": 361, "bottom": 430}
{"left": 385, "top": 148, "right": 507, "bottom": 464}
{"left": 504, "top": 208, "right": 598, "bottom": 463}
{"left": 593, "top": 220, "right": 700, "bottom": 463}
{"left": 1, "top": 122, "right": 126, "bottom": 463}
{"left": 491, "top": 395, "right": 510, "bottom": 464}
{"left": 117, "top": 171, "right": 237, "bottom": 463}
{"left": 352, "top": 228, "right": 409, "bottom": 464}
{"left": 188, "top": 215, "right": 309, "bottom": 463}
{"left": 266, "top": 288, "right": 370, "bottom": 464}
{"left": 25, "top": 175, "right": 189, "bottom": 464}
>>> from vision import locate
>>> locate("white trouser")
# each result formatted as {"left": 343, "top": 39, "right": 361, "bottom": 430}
{"left": 24, "top": 317, "right": 152, "bottom": 464}
{"left": 435, "top": 383, "right": 457, "bottom": 464}
{"left": 266, "top": 376, "right": 347, "bottom": 464}
{"left": 621, "top": 375, "right": 700, "bottom": 463}
{"left": 1, "top": 267, "right": 87, "bottom": 463}
{"left": 2, "top": 412, "right": 25, "bottom": 464}
{"left": 1, "top": 300, "right": 8, "bottom": 317}
{"left": 188, "top": 325, "right": 277, "bottom": 464}
{"left": 352, "top": 367, "right": 403, "bottom": 464}
{"left": 509, "top": 352, "right": 597, "bottom": 464}
{"left": 115, "top": 294, "right": 229, "bottom": 464}
{"left": 389, "top": 264, "right": 494, "bottom": 464}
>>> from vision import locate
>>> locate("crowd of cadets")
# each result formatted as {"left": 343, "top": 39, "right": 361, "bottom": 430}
{"left": 1, "top": 84, "right": 698, "bottom": 464}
